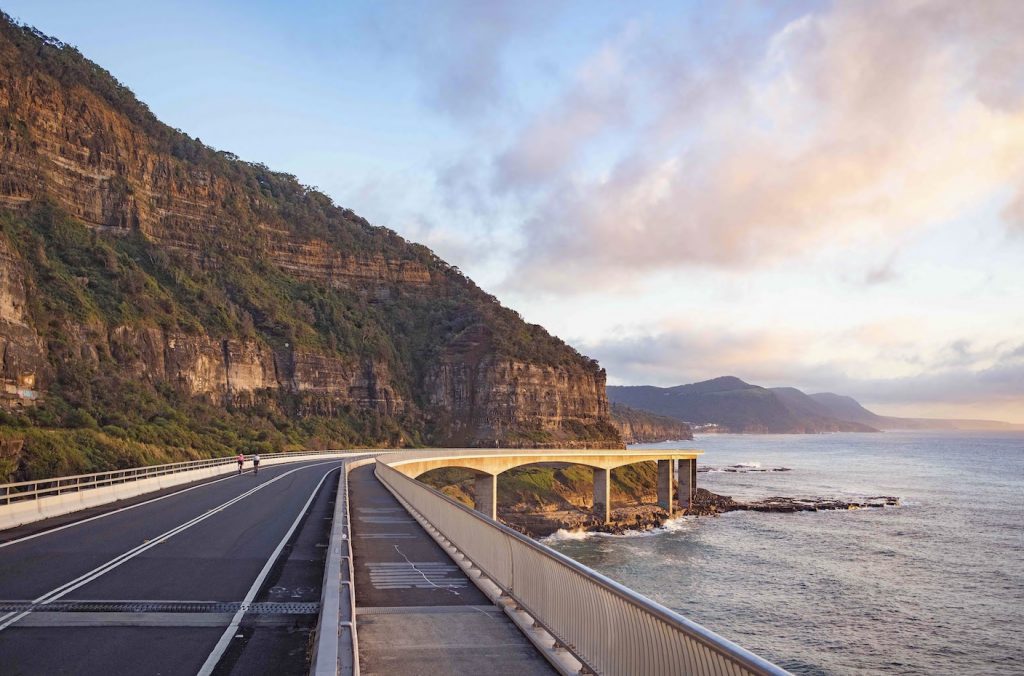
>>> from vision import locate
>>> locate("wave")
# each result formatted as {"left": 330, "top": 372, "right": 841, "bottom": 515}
{"left": 541, "top": 516, "right": 697, "bottom": 543}
{"left": 541, "top": 528, "right": 598, "bottom": 542}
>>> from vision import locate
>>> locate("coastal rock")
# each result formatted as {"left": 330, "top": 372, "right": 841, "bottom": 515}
{"left": 610, "top": 402, "right": 693, "bottom": 444}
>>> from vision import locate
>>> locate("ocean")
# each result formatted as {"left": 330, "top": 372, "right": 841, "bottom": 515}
{"left": 543, "top": 431, "right": 1024, "bottom": 675}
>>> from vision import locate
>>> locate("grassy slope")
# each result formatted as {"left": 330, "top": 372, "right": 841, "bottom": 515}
{"left": 0, "top": 15, "right": 617, "bottom": 481}
{"left": 419, "top": 462, "right": 659, "bottom": 511}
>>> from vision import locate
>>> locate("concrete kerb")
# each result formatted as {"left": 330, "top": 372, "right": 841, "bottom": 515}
{"left": 310, "top": 453, "right": 386, "bottom": 676}
{"left": 0, "top": 452, "right": 357, "bottom": 532}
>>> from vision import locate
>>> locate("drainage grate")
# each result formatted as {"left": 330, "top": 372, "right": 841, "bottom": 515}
{"left": 0, "top": 600, "right": 320, "bottom": 614}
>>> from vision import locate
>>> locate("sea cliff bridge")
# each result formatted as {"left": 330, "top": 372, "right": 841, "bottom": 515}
{"left": 0, "top": 449, "right": 789, "bottom": 676}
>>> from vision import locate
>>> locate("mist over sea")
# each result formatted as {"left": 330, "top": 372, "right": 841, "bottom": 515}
{"left": 545, "top": 431, "right": 1024, "bottom": 675}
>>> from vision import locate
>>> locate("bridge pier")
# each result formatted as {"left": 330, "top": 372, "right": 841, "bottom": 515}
{"left": 678, "top": 459, "right": 695, "bottom": 512}
{"left": 657, "top": 460, "right": 675, "bottom": 515}
{"left": 593, "top": 468, "right": 610, "bottom": 524}
{"left": 474, "top": 473, "right": 497, "bottom": 520}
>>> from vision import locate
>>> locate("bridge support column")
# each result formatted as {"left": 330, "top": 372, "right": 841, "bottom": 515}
{"left": 593, "top": 468, "right": 610, "bottom": 524}
{"left": 474, "top": 473, "right": 497, "bottom": 520}
{"left": 657, "top": 460, "right": 675, "bottom": 515}
{"left": 678, "top": 459, "right": 694, "bottom": 512}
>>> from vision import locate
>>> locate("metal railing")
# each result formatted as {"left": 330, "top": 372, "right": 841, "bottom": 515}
{"left": 0, "top": 450, "right": 354, "bottom": 505}
{"left": 375, "top": 460, "right": 789, "bottom": 676}
{"left": 310, "top": 454, "right": 381, "bottom": 676}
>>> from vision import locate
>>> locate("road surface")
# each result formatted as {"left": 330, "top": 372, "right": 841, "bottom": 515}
{"left": 0, "top": 458, "right": 345, "bottom": 676}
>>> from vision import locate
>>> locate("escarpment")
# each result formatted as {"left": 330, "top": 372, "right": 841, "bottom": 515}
{"left": 0, "top": 15, "right": 621, "bottom": 479}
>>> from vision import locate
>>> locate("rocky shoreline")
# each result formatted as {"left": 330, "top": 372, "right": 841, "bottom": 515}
{"left": 500, "top": 488, "right": 901, "bottom": 537}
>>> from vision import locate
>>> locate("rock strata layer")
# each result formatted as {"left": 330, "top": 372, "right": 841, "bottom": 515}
{"left": 0, "top": 15, "right": 622, "bottom": 479}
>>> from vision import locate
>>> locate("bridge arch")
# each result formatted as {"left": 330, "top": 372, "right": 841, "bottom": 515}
{"left": 390, "top": 450, "right": 702, "bottom": 524}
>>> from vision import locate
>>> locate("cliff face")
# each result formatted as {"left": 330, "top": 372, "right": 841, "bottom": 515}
{"left": 0, "top": 16, "right": 620, "bottom": 478}
{"left": 0, "top": 234, "right": 48, "bottom": 407}
{"left": 610, "top": 403, "right": 693, "bottom": 444}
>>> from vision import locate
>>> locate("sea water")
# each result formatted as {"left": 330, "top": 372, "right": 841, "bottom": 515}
{"left": 543, "top": 431, "right": 1024, "bottom": 674}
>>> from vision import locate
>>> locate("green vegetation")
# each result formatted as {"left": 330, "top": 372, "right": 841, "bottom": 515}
{"left": 419, "top": 462, "right": 658, "bottom": 510}
{"left": 0, "top": 14, "right": 616, "bottom": 483}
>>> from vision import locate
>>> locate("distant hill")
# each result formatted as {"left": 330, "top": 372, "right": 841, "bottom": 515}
{"left": 610, "top": 403, "right": 693, "bottom": 444}
{"left": 608, "top": 377, "right": 1023, "bottom": 433}
{"left": 808, "top": 394, "right": 1024, "bottom": 431}
{"left": 608, "top": 377, "right": 878, "bottom": 433}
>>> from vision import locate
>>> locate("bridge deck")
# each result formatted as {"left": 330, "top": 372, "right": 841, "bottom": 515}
{"left": 349, "top": 464, "right": 554, "bottom": 675}
{"left": 0, "top": 459, "right": 344, "bottom": 675}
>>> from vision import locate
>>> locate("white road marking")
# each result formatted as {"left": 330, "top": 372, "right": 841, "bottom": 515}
{"left": 0, "top": 471, "right": 245, "bottom": 549}
{"left": 196, "top": 464, "right": 340, "bottom": 676}
{"left": 0, "top": 458, "right": 335, "bottom": 549}
{"left": 0, "top": 460, "right": 342, "bottom": 631}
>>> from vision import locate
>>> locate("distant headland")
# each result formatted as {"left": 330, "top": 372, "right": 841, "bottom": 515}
{"left": 608, "top": 376, "right": 1024, "bottom": 435}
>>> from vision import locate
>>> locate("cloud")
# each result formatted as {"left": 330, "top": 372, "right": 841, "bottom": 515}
{"left": 862, "top": 254, "right": 899, "bottom": 285}
{"left": 365, "top": 1, "right": 554, "bottom": 120}
{"left": 494, "top": 1, "right": 1024, "bottom": 291}
{"left": 1005, "top": 185, "right": 1024, "bottom": 233}
{"left": 494, "top": 28, "right": 635, "bottom": 191}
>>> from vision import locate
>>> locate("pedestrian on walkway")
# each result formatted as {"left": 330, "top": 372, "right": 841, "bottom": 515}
{"left": 252, "top": 453, "right": 260, "bottom": 476}
{"left": 236, "top": 453, "right": 245, "bottom": 475}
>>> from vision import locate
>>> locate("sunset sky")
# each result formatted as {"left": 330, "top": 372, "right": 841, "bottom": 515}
{"left": 6, "top": 1, "right": 1023, "bottom": 422}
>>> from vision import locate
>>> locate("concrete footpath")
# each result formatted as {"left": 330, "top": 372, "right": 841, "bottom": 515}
{"left": 349, "top": 464, "right": 554, "bottom": 676}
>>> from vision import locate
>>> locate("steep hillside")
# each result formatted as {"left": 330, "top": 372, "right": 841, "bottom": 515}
{"left": 608, "top": 377, "right": 877, "bottom": 433}
{"left": 610, "top": 403, "right": 693, "bottom": 444}
{"left": 0, "top": 15, "right": 620, "bottom": 480}
{"left": 807, "top": 393, "right": 889, "bottom": 428}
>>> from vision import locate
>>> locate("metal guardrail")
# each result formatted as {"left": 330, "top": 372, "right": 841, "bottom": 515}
{"left": 375, "top": 460, "right": 789, "bottom": 676}
{"left": 310, "top": 455, "right": 380, "bottom": 676}
{"left": 0, "top": 450, "right": 351, "bottom": 505}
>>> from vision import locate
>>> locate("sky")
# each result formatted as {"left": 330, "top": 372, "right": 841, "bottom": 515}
{"left": 5, "top": 0, "right": 1023, "bottom": 422}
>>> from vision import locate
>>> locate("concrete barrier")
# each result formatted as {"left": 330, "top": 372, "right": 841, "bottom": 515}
{"left": 0, "top": 452, "right": 356, "bottom": 532}
{"left": 310, "top": 455, "right": 381, "bottom": 676}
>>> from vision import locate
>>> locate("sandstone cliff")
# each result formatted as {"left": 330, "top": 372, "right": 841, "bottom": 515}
{"left": 0, "top": 16, "right": 621, "bottom": 479}
{"left": 610, "top": 403, "right": 693, "bottom": 444}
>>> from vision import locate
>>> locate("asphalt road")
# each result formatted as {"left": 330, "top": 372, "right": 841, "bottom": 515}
{"left": 0, "top": 458, "right": 346, "bottom": 676}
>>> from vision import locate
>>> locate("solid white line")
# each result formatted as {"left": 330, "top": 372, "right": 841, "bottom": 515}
{"left": 0, "top": 458, "right": 334, "bottom": 549}
{"left": 197, "top": 465, "right": 341, "bottom": 676}
{"left": 0, "top": 460, "right": 341, "bottom": 631}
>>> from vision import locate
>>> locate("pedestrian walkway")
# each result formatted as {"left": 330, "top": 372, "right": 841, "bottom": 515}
{"left": 348, "top": 464, "right": 554, "bottom": 675}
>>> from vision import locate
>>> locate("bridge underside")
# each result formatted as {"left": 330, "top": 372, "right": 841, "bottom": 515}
{"left": 392, "top": 451, "right": 701, "bottom": 524}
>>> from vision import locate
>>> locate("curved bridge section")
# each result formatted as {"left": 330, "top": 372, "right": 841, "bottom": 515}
{"left": 386, "top": 449, "right": 703, "bottom": 522}
{"left": 374, "top": 449, "right": 788, "bottom": 676}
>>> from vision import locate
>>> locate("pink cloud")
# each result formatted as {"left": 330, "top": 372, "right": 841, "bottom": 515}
{"left": 500, "top": 1, "right": 1024, "bottom": 291}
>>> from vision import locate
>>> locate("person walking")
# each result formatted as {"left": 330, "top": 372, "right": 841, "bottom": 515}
{"left": 236, "top": 453, "right": 245, "bottom": 475}
{"left": 252, "top": 453, "right": 261, "bottom": 476}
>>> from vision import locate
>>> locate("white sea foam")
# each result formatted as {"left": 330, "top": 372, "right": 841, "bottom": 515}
{"left": 542, "top": 516, "right": 696, "bottom": 543}
{"left": 541, "top": 528, "right": 596, "bottom": 543}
